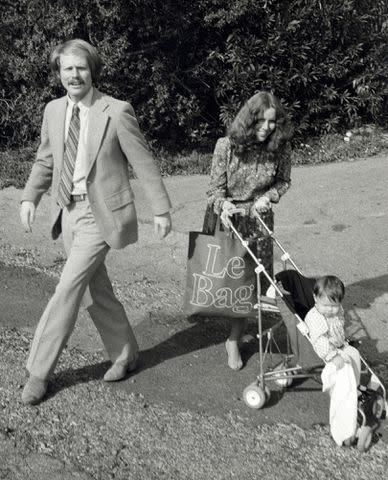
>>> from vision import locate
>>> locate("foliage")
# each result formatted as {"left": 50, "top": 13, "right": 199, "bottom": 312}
{"left": 207, "top": 0, "right": 388, "bottom": 135}
{"left": 0, "top": 0, "right": 387, "bottom": 152}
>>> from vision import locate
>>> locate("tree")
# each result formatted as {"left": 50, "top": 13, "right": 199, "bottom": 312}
{"left": 1, "top": 0, "right": 387, "bottom": 151}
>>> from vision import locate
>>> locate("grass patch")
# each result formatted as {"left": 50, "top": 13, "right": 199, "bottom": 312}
{"left": 0, "top": 145, "right": 36, "bottom": 189}
{"left": 154, "top": 150, "right": 212, "bottom": 176}
{"left": 1, "top": 127, "right": 387, "bottom": 189}
{"left": 291, "top": 126, "right": 388, "bottom": 166}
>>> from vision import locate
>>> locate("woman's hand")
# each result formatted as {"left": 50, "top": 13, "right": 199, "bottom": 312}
{"left": 220, "top": 200, "right": 236, "bottom": 227}
{"left": 252, "top": 196, "right": 271, "bottom": 216}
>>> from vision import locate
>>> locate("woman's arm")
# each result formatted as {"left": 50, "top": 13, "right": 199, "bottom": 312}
{"left": 264, "top": 142, "right": 292, "bottom": 203}
{"left": 206, "top": 137, "right": 230, "bottom": 214}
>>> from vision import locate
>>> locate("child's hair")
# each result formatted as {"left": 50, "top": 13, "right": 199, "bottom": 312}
{"left": 313, "top": 275, "right": 345, "bottom": 303}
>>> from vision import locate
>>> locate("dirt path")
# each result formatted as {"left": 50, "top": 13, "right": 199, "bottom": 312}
{"left": 1, "top": 154, "right": 388, "bottom": 478}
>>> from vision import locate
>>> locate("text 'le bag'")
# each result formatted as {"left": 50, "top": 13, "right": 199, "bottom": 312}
{"left": 184, "top": 223, "right": 258, "bottom": 318}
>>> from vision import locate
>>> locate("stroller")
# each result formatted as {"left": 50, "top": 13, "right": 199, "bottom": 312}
{"left": 225, "top": 211, "right": 387, "bottom": 452}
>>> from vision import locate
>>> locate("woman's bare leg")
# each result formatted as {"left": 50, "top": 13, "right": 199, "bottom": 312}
{"left": 226, "top": 318, "right": 248, "bottom": 370}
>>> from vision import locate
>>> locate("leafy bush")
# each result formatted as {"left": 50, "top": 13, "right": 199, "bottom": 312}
{"left": 0, "top": 0, "right": 387, "bottom": 152}
{"left": 206, "top": 0, "right": 388, "bottom": 136}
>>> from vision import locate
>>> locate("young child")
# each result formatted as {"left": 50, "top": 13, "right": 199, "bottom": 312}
{"left": 305, "top": 275, "right": 361, "bottom": 446}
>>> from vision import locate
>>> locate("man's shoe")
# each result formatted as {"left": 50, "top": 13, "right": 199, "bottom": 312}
{"left": 103, "top": 354, "right": 139, "bottom": 382}
{"left": 21, "top": 375, "right": 48, "bottom": 405}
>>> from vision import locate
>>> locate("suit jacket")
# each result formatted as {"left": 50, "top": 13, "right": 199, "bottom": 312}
{"left": 22, "top": 89, "right": 172, "bottom": 249}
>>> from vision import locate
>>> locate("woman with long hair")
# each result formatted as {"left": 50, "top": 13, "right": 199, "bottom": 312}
{"left": 203, "top": 91, "right": 293, "bottom": 370}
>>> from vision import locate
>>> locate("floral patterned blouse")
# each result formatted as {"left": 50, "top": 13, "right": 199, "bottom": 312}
{"left": 206, "top": 136, "right": 292, "bottom": 217}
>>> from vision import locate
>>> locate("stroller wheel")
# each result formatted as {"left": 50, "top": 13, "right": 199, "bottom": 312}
{"left": 243, "top": 382, "right": 267, "bottom": 409}
{"left": 356, "top": 426, "right": 373, "bottom": 452}
{"left": 273, "top": 362, "right": 293, "bottom": 388}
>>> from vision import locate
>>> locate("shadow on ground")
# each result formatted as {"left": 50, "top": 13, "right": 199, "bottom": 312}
{"left": 344, "top": 275, "right": 388, "bottom": 366}
{"left": 2, "top": 261, "right": 388, "bottom": 436}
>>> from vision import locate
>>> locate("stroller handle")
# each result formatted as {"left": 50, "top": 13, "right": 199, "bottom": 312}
{"left": 253, "top": 212, "right": 303, "bottom": 275}
{"left": 225, "top": 211, "right": 308, "bottom": 327}
{"left": 224, "top": 209, "right": 302, "bottom": 275}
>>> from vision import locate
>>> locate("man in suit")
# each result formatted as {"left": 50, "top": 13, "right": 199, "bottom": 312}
{"left": 20, "top": 39, "right": 172, "bottom": 405}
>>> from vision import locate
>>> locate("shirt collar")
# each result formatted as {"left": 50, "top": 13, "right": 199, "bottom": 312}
{"left": 67, "top": 87, "right": 94, "bottom": 112}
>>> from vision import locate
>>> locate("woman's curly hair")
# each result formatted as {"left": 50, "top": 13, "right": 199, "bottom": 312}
{"left": 227, "top": 91, "right": 293, "bottom": 153}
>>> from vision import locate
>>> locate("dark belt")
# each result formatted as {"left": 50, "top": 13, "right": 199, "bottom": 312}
{"left": 70, "top": 193, "right": 87, "bottom": 202}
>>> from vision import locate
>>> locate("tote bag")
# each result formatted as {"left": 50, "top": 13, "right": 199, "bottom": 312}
{"left": 183, "top": 224, "right": 258, "bottom": 318}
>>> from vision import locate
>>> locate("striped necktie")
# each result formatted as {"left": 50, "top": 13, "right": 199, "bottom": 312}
{"left": 57, "top": 104, "right": 80, "bottom": 208}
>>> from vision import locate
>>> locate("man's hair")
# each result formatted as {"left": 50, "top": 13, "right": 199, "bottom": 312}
{"left": 49, "top": 39, "right": 103, "bottom": 82}
{"left": 227, "top": 91, "right": 293, "bottom": 153}
{"left": 313, "top": 275, "right": 345, "bottom": 303}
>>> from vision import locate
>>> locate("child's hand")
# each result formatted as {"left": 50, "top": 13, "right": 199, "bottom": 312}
{"left": 331, "top": 354, "right": 345, "bottom": 370}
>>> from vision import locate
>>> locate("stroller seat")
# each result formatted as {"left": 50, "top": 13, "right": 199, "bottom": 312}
{"left": 275, "top": 270, "right": 323, "bottom": 369}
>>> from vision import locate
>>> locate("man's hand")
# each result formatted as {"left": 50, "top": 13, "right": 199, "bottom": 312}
{"left": 154, "top": 212, "right": 172, "bottom": 239}
{"left": 20, "top": 201, "right": 36, "bottom": 232}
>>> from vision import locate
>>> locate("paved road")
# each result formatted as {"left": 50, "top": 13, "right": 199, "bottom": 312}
{"left": 1, "top": 153, "right": 388, "bottom": 434}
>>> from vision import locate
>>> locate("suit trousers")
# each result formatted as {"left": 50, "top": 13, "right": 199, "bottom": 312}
{"left": 26, "top": 198, "right": 138, "bottom": 380}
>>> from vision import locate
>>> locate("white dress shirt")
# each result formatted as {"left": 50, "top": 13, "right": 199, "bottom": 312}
{"left": 65, "top": 87, "right": 93, "bottom": 195}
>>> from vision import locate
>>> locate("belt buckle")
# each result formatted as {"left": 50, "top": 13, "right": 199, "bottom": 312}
{"left": 72, "top": 193, "right": 87, "bottom": 202}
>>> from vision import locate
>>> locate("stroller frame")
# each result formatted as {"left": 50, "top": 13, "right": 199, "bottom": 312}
{"left": 226, "top": 211, "right": 387, "bottom": 451}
